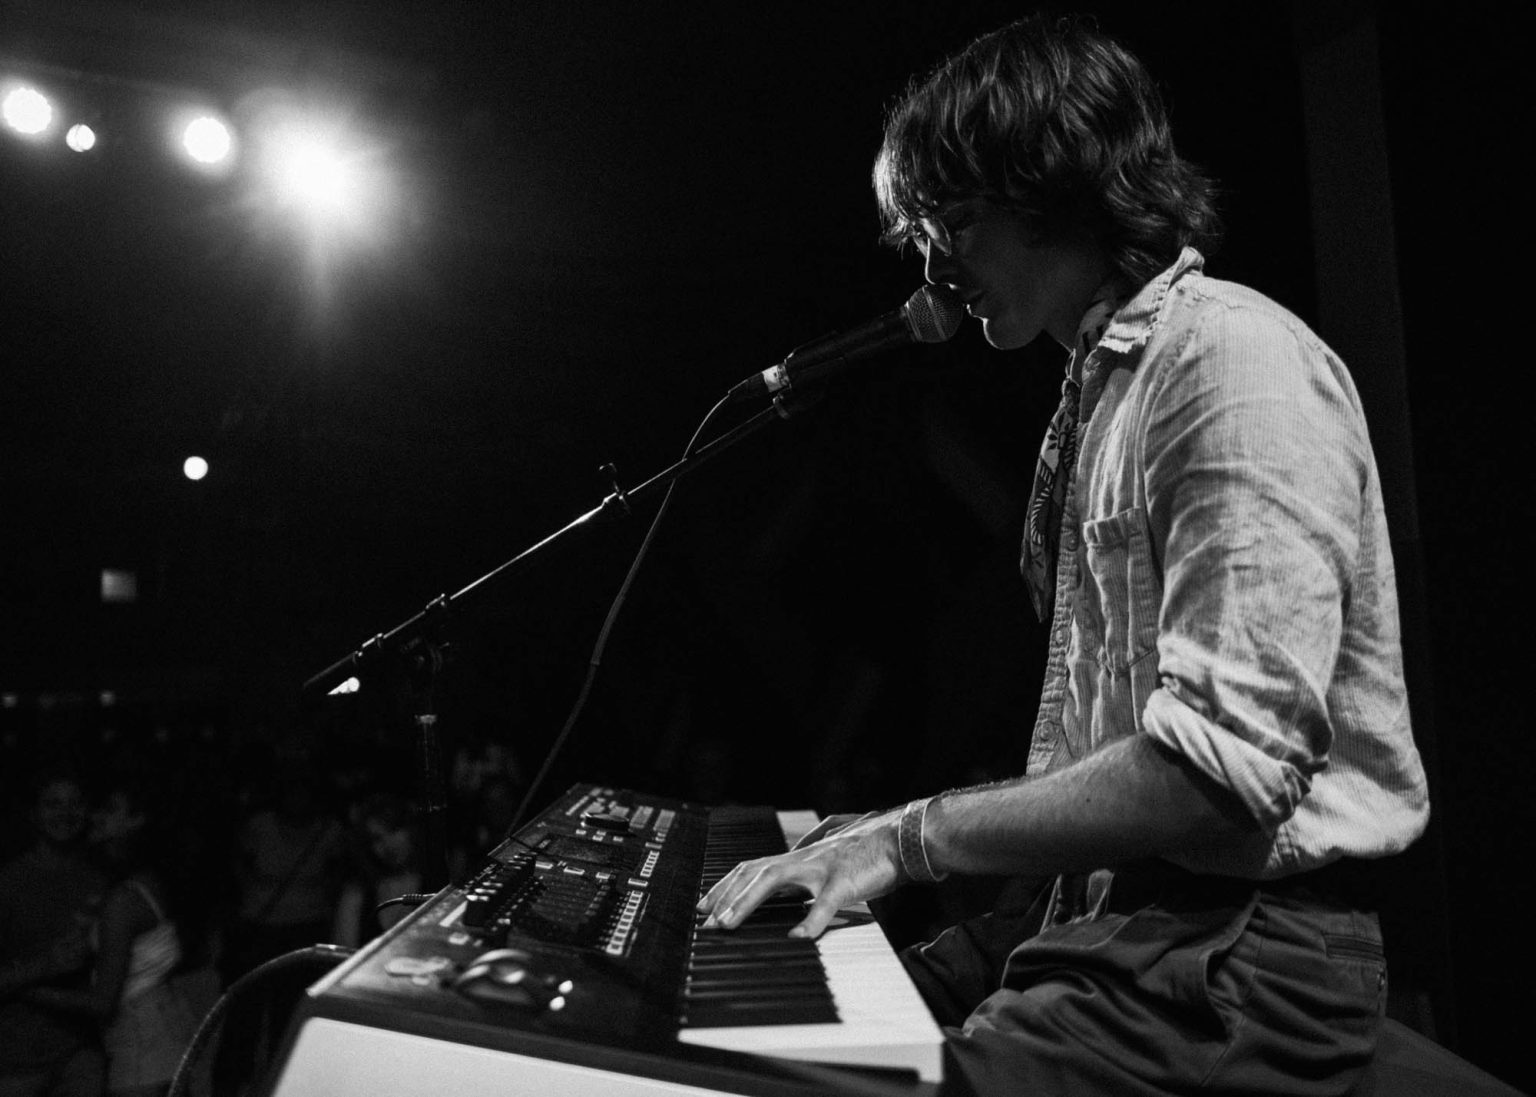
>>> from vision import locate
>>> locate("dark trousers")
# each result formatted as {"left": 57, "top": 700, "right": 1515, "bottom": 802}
{"left": 901, "top": 863, "right": 1387, "bottom": 1096}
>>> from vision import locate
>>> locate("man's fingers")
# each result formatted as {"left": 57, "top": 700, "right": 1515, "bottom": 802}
{"left": 697, "top": 860, "right": 751, "bottom": 915}
{"left": 707, "top": 862, "right": 797, "bottom": 929}
{"left": 790, "top": 887, "right": 847, "bottom": 940}
{"left": 698, "top": 856, "right": 828, "bottom": 930}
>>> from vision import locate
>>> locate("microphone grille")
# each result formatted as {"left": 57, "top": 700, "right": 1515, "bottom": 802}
{"left": 904, "top": 285, "right": 966, "bottom": 344}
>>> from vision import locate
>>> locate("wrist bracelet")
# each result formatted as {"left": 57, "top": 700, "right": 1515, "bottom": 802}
{"left": 898, "top": 796, "right": 949, "bottom": 884}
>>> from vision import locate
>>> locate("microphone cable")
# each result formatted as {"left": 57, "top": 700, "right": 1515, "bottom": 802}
{"left": 507, "top": 391, "right": 735, "bottom": 834}
{"left": 166, "top": 943, "right": 355, "bottom": 1097}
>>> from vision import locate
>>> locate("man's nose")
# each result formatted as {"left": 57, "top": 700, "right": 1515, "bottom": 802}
{"left": 922, "top": 241, "right": 954, "bottom": 285}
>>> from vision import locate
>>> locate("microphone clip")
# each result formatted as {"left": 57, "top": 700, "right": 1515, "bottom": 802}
{"left": 773, "top": 391, "right": 822, "bottom": 420}
{"left": 599, "top": 462, "right": 631, "bottom": 518}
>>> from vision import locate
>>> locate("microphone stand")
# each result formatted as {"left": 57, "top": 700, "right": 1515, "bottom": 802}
{"left": 301, "top": 393, "right": 813, "bottom": 887}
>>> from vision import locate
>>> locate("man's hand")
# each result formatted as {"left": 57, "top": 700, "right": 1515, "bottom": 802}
{"left": 790, "top": 811, "right": 877, "bottom": 850}
{"left": 697, "top": 808, "right": 904, "bottom": 939}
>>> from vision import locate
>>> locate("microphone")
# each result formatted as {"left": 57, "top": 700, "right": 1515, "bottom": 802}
{"left": 727, "top": 285, "right": 965, "bottom": 403}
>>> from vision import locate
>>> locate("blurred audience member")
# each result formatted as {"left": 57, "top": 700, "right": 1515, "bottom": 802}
{"left": 0, "top": 772, "right": 110, "bottom": 1097}
{"left": 220, "top": 764, "right": 347, "bottom": 982}
{"left": 331, "top": 794, "right": 425, "bottom": 949}
{"left": 212, "top": 759, "right": 346, "bottom": 1097}
{"left": 449, "top": 735, "right": 522, "bottom": 812}
{"left": 448, "top": 774, "right": 518, "bottom": 881}
{"left": 19, "top": 774, "right": 201, "bottom": 1097}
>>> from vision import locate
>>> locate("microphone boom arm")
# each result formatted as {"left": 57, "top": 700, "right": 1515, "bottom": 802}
{"left": 300, "top": 394, "right": 810, "bottom": 702}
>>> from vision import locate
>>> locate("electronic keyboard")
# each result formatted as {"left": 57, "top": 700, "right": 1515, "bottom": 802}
{"left": 259, "top": 784, "right": 944, "bottom": 1096}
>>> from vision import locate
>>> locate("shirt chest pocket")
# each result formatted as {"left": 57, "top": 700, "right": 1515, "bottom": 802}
{"left": 1082, "top": 507, "right": 1162, "bottom": 674}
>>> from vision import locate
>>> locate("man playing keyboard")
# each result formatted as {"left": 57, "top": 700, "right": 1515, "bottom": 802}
{"left": 697, "top": 14, "right": 1429, "bottom": 1096}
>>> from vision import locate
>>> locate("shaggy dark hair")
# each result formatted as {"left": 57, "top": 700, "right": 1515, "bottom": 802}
{"left": 873, "top": 14, "right": 1221, "bottom": 289}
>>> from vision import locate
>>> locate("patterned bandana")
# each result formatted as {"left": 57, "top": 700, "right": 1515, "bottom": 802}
{"left": 1021, "top": 287, "right": 1125, "bottom": 623}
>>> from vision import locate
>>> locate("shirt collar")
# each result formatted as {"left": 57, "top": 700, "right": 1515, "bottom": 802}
{"left": 1096, "top": 246, "right": 1205, "bottom": 356}
{"left": 1067, "top": 281, "right": 1129, "bottom": 384}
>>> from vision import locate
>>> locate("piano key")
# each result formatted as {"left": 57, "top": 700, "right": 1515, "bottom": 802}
{"left": 684, "top": 975, "right": 828, "bottom": 993}
{"left": 682, "top": 1001, "right": 842, "bottom": 1028}
{"left": 692, "top": 929, "right": 811, "bottom": 948}
{"left": 687, "top": 953, "right": 820, "bottom": 971}
{"left": 683, "top": 982, "right": 833, "bottom": 1002}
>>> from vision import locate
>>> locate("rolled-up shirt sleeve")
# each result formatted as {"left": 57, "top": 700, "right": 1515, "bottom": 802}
{"left": 1136, "top": 302, "right": 1369, "bottom": 832}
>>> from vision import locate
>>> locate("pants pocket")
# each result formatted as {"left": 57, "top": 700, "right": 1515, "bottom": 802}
{"left": 1323, "top": 930, "right": 1388, "bottom": 999}
{"left": 1203, "top": 898, "right": 1386, "bottom": 1091}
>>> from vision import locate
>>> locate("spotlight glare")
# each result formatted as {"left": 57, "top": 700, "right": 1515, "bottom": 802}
{"left": 183, "top": 455, "right": 209, "bottom": 481}
{"left": 66, "top": 123, "right": 97, "bottom": 152}
{"left": 264, "top": 125, "right": 368, "bottom": 219}
{"left": 278, "top": 141, "right": 352, "bottom": 209}
{"left": 3, "top": 85, "right": 53, "bottom": 135}
{"left": 183, "top": 115, "right": 232, "bottom": 164}
{"left": 233, "top": 89, "right": 411, "bottom": 293}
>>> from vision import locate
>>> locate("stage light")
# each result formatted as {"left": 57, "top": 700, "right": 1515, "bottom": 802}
{"left": 101, "top": 569, "right": 138, "bottom": 604}
{"left": 272, "top": 136, "right": 354, "bottom": 212}
{"left": 182, "top": 455, "right": 209, "bottom": 481}
{"left": 163, "top": 105, "right": 237, "bottom": 176}
{"left": 210, "top": 87, "right": 419, "bottom": 315}
{"left": 65, "top": 122, "right": 96, "bottom": 152}
{"left": 2, "top": 84, "right": 53, "bottom": 136}
{"left": 257, "top": 114, "right": 386, "bottom": 233}
{"left": 183, "top": 114, "right": 232, "bottom": 164}
{"left": 237, "top": 90, "right": 406, "bottom": 252}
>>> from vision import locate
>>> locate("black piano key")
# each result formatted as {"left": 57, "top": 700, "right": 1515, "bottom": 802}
{"left": 694, "top": 926, "right": 807, "bottom": 944}
{"left": 690, "top": 936, "right": 820, "bottom": 951}
{"left": 688, "top": 947, "right": 825, "bottom": 966}
{"left": 687, "top": 960, "right": 822, "bottom": 979}
{"left": 691, "top": 937, "right": 818, "bottom": 954}
{"left": 688, "top": 955, "right": 826, "bottom": 973}
{"left": 745, "top": 900, "right": 809, "bottom": 917}
{"left": 682, "top": 1000, "right": 841, "bottom": 1028}
{"left": 685, "top": 972, "right": 831, "bottom": 993}
{"left": 690, "top": 941, "right": 820, "bottom": 961}
{"left": 684, "top": 985, "right": 834, "bottom": 1004}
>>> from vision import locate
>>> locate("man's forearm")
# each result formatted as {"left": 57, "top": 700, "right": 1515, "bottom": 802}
{"left": 696, "top": 733, "right": 1263, "bottom": 939}
{"left": 924, "top": 734, "right": 1259, "bottom": 877}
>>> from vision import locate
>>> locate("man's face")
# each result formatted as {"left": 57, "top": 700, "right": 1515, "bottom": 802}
{"left": 367, "top": 818, "right": 414, "bottom": 872}
{"left": 916, "top": 202, "right": 1103, "bottom": 351}
{"left": 36, "top": 779, "right": 88, "bottom": 845}
{"left": 89, "top": 791, "right": 145, "bottom": 846}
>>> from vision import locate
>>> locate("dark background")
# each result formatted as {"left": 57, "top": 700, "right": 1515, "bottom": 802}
{"left": 1, "top": 0, "right": 1527, "bottom": 1089}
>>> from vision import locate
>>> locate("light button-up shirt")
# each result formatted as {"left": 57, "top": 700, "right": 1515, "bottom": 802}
{"left": 1027, "top": 248, "right": 1429, "bottom": 880}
